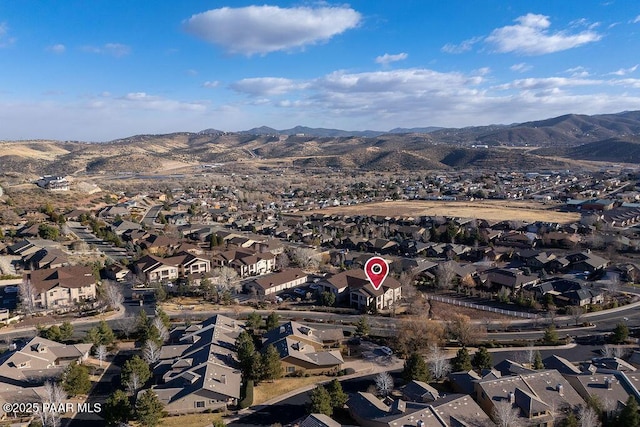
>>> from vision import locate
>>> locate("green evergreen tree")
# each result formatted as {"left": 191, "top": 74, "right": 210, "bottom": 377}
{"left": 236, "top": 331, "right": 261, "bottom": 381}
{"left": 452, "top": 347, "right": 472, "bottom": 372}
{"left": 309, "top": 385, "right": 333, "bottom": 416}
{"left": 326, "top": 379, "right": 348, "bottom": 409}
{"left": 533, "top": 350, "right": 544, "bottom": 370}
{"left": 266, "top": 312, "right": 280, "bottom": 331}
{"left": 104, "top": 389, "right": 132, "bottom": 426}
{"left": 59, "top": 321, "right": 74, "bottom": 341}
{"left": 135, "top": 389, "right": 164, "bottom": 427}
{"left": 155, "top": 308, "right": 171, "bottom": 329}
{"left": 85, "top": 320, "right": 116, "bottom": 348}
{"left": 561, "top": 412, "right": 579, "bottom": 427}
{"left": 121, "top": 355, "right": 151, "bottom": 389}
{"left": 63, "top": 363, "right": 91, "bottom": 396}
{"left": 543, "top": 324, "right": 559, "bottom": 344}
{"left": 355, "top": 316, "right": 370, "bottom": 337}
{"left": 246, "top": 311, "right": 262, "bottom": 331}
{"left": 472, "top": 346, "right": 493, "bottom": 371}
{"left": 612, "top": 322, "right": 629, "bottom": 344}
{"left": 618, "top": 395, "right": 640, "bottom": 427}
{"left": 402, "top": 352, "right": 430, "bottom": 382}
{"left": 261, "top": 344, "right": 283, "bottom": 381}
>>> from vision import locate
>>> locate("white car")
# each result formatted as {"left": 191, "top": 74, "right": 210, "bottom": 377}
{"left": 380, "top": 346, "right": 393, "bottom": 356}
{"left": 293, "top": 288, "right": 307, "bottom": 296}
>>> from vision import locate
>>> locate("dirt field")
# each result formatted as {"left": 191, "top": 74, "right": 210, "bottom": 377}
{"left": 314, "top": 200, "right": 580, "bottom": 224}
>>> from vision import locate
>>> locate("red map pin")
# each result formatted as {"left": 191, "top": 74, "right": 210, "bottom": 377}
{"left": 364, "top": 256, "right": 389, "bottom": 291}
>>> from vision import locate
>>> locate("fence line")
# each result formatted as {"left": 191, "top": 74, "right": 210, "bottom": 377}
{"left": 427, "top": 294, "right": 539, "bottom": 319}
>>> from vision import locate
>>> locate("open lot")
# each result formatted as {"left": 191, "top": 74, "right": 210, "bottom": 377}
{"left": 314, "top": 200, "right": 580, "bottom": 224}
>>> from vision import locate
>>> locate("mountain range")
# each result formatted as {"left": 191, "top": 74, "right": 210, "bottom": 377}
{"left": 1, "top": 110, "right": 640, "bottom": 177}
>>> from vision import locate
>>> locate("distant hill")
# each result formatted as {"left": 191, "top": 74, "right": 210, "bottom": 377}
{"left": 2, "top": 110, "right": 640, "bottom": 176}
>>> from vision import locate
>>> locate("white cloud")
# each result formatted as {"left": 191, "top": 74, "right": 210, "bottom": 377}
{"left": 565, "top": 66, "right": 590, "bottom": 77}
{"left": 493, "top": 76, "right": 600, "bottom": 91}
{"left": 183, "top": 5, "right": 361, "bottom": 55}
{"left": 230, "top": 77, "right": 308, "bottom": 96}
{"left": 510, "top": 63, "right": 532, "bottom": 73}
{"left": 375, "top": 52, "right": 408, "bottom": 65}
{"left": 202, "top": 80, "right": 220, "bottom": 88}
{"left": 47, "top": 44, "right": 66, "bottom": 54}
{"left": 441, "top": 37, "right": 482, "bottom": 54}
{"left": 81, "top": 43, "right": 131, "bottom": 57}
{"left": 485, "top": 13, "right": 602, "bottom": 55}
{"left": 632, "top": 15, "right": 640, "bottom": 24}
{"left": 116, "top": 92, "right": 207, "bottom": 112}
{"left": 0, "top": 22, "right": 16, "bottom": 48}
{"left": 609, "top": 64, "right": 638, "bottom": 76}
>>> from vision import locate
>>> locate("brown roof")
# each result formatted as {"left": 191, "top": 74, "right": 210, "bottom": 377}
{"left": 26, "top": 266, "right": 96, "bottom": 293}
{"left": 252, "top": 268, "right": 308, "bottom": 290}
{"left": 327, "top": 269, "right": 401, "bottom": 297}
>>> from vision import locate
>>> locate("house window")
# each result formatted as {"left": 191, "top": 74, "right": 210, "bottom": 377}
{"left": 195, "top": 401, "right": 205, "bottom": 408}
{"left": 287, "top": 366, "right": 296, "bottom": 373}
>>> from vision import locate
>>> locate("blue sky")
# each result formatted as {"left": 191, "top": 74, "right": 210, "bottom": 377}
{"left": 1, "top": 1, "right": 640, "bottom": 141}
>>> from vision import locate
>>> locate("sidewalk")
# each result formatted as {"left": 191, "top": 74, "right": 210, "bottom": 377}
{"left": 0, "top": 302, "right": 126, "bottom": 337}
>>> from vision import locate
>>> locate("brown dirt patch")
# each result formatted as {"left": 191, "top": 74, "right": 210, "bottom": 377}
{"left": 314, "top": 200, "right": 580, "bottom": 224}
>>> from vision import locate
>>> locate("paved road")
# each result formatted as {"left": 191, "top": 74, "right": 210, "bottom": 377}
{"left": 142, "top": 204, "right": 162, "bottom": 227}
{"left": 65, "top": 221, "right": 128, "bottom": 261}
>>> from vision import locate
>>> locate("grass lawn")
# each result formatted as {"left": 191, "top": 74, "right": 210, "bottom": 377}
{"left": 160, "top": 412, "right": 224, "bottom": 427}
{"left": 253, "top": 375, "right": 331, "bottom": 405}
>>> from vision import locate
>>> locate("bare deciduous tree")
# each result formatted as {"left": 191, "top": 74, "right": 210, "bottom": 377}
{"left": 427, "top": 344, "right": 451, "bottom": 380}
{"left": 492, "top": 400, "right": 521, "bottom": 427}
{"left": 291, "top": 247, "right": 322, "bottom": 270}
{"left": 18, "top": 278, "right": 36, "bottom": 315}
{"left": 152, "top": 317, "right": 169, "bottom": 343}
{"left": 567, "top": 306, "right": 585, "bottom": 326}
{"left": 275, "top": 252, "right": 290, "bottom": 270}
{"left": 513, "top": 345, "right": 536, "bottom": 367}
{"left": 95, "top": 344, "right": 108, "bottom": 367}
{"left": 142, "top": 340, "right": 161, "bottom": 365}
{"left": 436, "top": 262, "right": 456, "bottom": 290}
{"left": 215, "top": 266, "right": 240, "bottom": 292}
{"left": 374, "top": 372, "right": 394, "bottom": 397}
{"left": 115, "top": 316, "right": 137, "bottom": 339}
{"left": 447, "top": 313, "right": 485, "bottom": 346}
{"left": 601, "top": 344, "right": 627, "bottom": 359}
{"left": 126, "top": 372, "right": 141, "bottom": 395}
{"left": 37, "top": 380, "right": 66, "bottom": 427}
{"left": 579, "top": 405, "right": 601, "bottom": 427}
{"left": 102, "top": 280, "right": 124, "bottom": 311}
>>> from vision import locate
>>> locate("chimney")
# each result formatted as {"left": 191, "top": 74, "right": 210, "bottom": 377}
{"left": 556, "top": 384, "right": 564, "bottom": 396}
{"left": 221, "top": 375, "right": 226, "bottom": 384}
{"left": 508, "top": 392, "right": 515, "bottom": 403}
{"left": 605, "top": 378, "right": 613, "bottom": 390}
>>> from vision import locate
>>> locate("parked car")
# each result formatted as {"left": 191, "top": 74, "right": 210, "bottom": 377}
{"left": 380, "top": 346, "right": 393, "bottom": 356}
{"left": 293, "top": 288, "right": 307, "bottom": 296}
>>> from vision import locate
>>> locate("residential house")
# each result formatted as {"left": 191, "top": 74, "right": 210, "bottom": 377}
{"left": 244, "top": 268, "right": 308, "bottom": 296}
{"left": 484, "top": 268, "right": 539, "bottom": 293}
{"left": 564, "top": 372, "right": 640, "bottom": 417}
{"left": 134, "top": 252, "right": 211, "bottom": 283}
{"left": 262, "top": 321, "right": 344, "bottom": 375}
{"left": 347, "top": 392, "right": 491, "bottom": 427}
{"left": 24, "top": 266, "right": 97, "bottom": 310}
{"left": 151, "top": 314, "right": 242, "bottom": 414}
{"left": 0, "top": 336, "right": 92, "bottom": 387}
{"left": 565, "top": 251, "right": 609, "bottom": 273}
{"left": 531, "top": 279, "right": 604, "bottom": 307}
{"left": 474, "top": 370, "right": 584, "bottom": 426}
{"left": 22, "top": 247, "right": 69, "bottom": 270}
{"left": 213, "top": 249, "right": 275, "bottom": 278}
{"left": 321, "top": 269, "right": 402, "bottom": 311}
